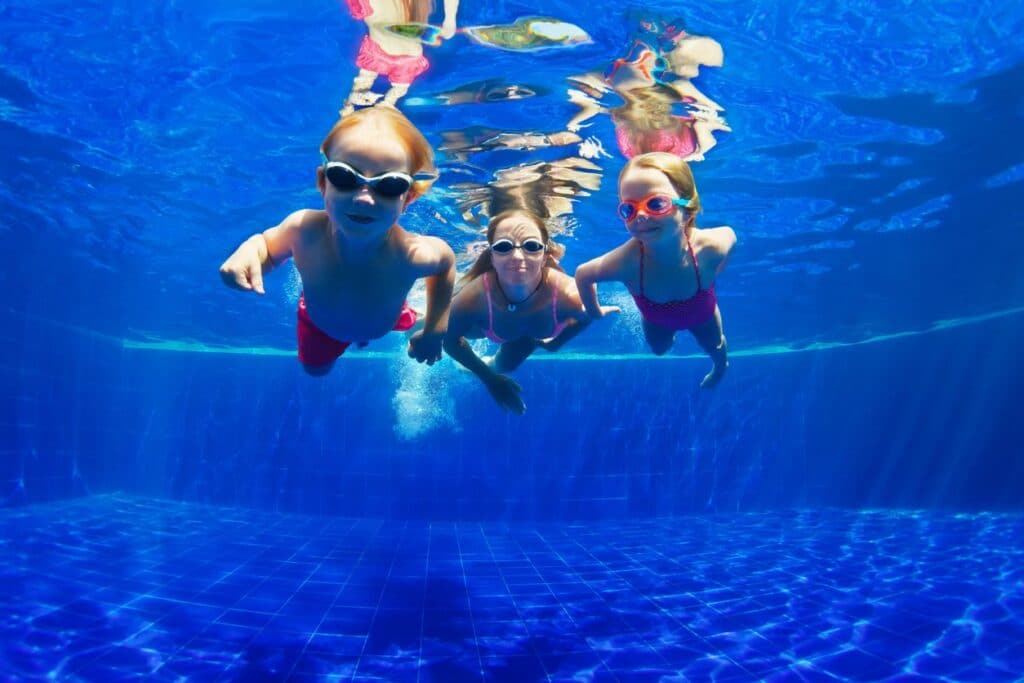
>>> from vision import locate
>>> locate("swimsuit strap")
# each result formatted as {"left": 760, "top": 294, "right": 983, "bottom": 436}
{"left": 639, "top": 236, "right": 703, "bottom": 296}
{"left": 483, "top": 272, "right": 497, "bottom": 338}
{"left": 550, "top": 274, "right": 562, "bottom": 330}
{"left": 638, "top": 242, "right": 647, "bottom": 296}
{"left": 686, "top": 233, "right": 703, "bottom": 291}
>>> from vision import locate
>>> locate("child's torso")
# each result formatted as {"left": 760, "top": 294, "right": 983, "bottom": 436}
{"left": 364, "top": 0, "right": 426, "bottom": 55}
{"left": 468, "top": 271, "right": 577, "bottom": 343}
{"left": 293, "top": 220, "right": 419, "bottom": 342}
{"left": 625, "top": 231, "right": 715, "bottom": 301}
{"left": 625, "top": 232, "right": 719, "bottom": 330}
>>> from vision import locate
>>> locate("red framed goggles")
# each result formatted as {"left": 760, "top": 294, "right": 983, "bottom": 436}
{"left": 617, "top": 194, "right": 690, "bottom": 222}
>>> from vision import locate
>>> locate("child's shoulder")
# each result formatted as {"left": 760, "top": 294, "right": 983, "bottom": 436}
{"left": 549, "top": 269, "right": 585, "bottom": 307}
{"left": 399, "top": 229, "right": 454, "bottom": 256}
{"left": 578, "top": 238, "right": 637, "bottom": 278}
{"left": 696, "top": 225, "right": 736, "bottom": 253}
{"left": 394, "top": 227, "right": 455, "bottom": 273}
{"left": 451, "top": 274, "right": 488, "bottom": 313}
{"left": 607, "top": 237, "right": 642, "bottom": 265}
{"left": 279, "top": 209, "right": 327, "bottom": 234}
{"left": 549, "top": 268, "right": 584, "bottom": 295}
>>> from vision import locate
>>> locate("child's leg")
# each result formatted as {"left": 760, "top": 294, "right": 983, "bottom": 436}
{"left": 381, "top": 82, "right": 411, "bottom": 108}
{"left": 341, "top": 69, "right": 381, "bottom": 116}
{"left": 690, "top": 306, "right": 728, "bottom": 388}
{"left": 302, "top": 360, "right": 336, "bottom": 377}
{"left": 493, "top": 337, "right": 540, "bottom": 372}
{"left": 642, "top": 319, "right": 676, "bottom": 355}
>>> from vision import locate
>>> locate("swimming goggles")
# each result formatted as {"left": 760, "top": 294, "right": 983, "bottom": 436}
{"left": 490, "top": 238, "right": 546, "bottom": 255}
{"left": 321, "top": 158, "right": 434, "bottom": 198}
{"left": 618, "top": 194, "right": 690, "bottom": 222}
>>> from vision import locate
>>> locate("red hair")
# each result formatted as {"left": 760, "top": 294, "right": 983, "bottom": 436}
{"left": 319, "top": 107, "right": 436, "bottom": 200}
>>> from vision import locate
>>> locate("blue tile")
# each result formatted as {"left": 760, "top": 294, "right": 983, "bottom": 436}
{"left": 3, "top": 499, "right": 1023, "bottom": 682}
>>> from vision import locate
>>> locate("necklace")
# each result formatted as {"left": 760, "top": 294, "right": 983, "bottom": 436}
{"left": 495, "top": 270, "right": 545, "bottom": 311}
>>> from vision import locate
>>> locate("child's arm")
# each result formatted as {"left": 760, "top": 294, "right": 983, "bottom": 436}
{"left": 707, "top": 226, "right": 737, "bottom": 274}
{"left": 574, "top": 246, "right": 627, "bottom": 318}
{"left": 218, "top": 211, "right": 301, "bottom": 294}
{"left": 441, "top": 0, "right": 459, "bottom": 39}
{"left": 407, "top": 236, "right": 456, "bottom": 365}
{"left": 443, "top": 299, "right": 526, "bottom": 414}
{"left": 566, "top": 88, "right": 604, "bottom": 132}
{"left": 539, "top": 279, "right": 619, "bottom": 351}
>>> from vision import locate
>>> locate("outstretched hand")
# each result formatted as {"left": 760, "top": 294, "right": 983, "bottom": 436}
{"left": 485, "top": 374, "right": 526, "bottom": 414}
{"left": 407, "top": 330, "right": 443, "bottom": 365}
{"left": 219, "top": 252, "right": 265, "bottom": 295}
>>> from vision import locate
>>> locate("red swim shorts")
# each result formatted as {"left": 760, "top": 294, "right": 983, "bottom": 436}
{"left": 297, "top": 294, "right": 418, "bottom": 367}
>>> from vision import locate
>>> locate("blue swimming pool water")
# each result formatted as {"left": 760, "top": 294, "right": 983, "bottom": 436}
{"left": 2, "top": 0, "right": 1023, "bottom": 680}
{"left": 4, "top": 496, "right": 1023, "bottom": 680}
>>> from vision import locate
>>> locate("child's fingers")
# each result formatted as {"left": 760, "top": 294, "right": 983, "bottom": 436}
{"left": 229, "top": 270, "right": 252, "bottom": 291}
{"left": 247, "top": 262, "right": 265, "bottom": 295}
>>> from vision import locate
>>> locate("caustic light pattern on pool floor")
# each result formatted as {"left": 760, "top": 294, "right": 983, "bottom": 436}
{"left": 1, "top": 495, "right": 1022, "bottom": 681}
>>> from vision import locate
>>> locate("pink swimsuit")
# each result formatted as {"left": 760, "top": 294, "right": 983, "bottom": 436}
{"left": 615, "top": 116, "right": 698, "bottom": 159}
{"left": 355, "top": 36, "right": 430, "bottom": 84}
{"left": 346, "top": 0, "right": 372, "bottom": 19}
{"left": 482, "top": 273, "right": 570, "bottom": 344}
{"left": 346, "top": 0, "right": 429, "bottom": 85}
{"left": 631, "top": 238, "right": 717, "bottom": 330}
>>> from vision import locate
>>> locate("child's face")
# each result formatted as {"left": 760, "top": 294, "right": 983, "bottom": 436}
{"left": 618, "top": 166, "right": 685, "bottom": 243}
{"left": 491, "top": 217, "right": 546, "bottom": 287}
{"left": 320, "top": 126, "right": 414, "bottom": 241}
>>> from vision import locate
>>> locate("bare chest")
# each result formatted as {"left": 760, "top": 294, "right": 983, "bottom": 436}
{"left": 295, "top": 248, "right": 417, "bottom": 342}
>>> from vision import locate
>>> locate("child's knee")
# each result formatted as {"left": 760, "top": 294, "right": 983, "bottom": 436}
{"left": 649, "top": 342, "right": 672, "bottom": 356}
{"left": 646, "top": 332, "right": 675, "bottom": 356}
{"left": 301, "top": 361, "right": 335, "bottom": 377}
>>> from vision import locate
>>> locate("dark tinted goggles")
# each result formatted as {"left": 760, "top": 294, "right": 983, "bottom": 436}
{"left": 323, "top": 160, "right": 432, "bottom": 198}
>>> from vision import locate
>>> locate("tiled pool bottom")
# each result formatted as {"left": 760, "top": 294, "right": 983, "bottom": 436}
{"left": 1, "top": 497, "right": 1022, "bottom": 682}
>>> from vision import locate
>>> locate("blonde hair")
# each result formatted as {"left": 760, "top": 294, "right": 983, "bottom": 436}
{"left": 319, "top": 107, "right": 436, "bottom": 200}
{"left": 460, "top": 210, "right": 565, "bottom": 285}
{"left": 621, "top": 152, "right": 701, "bottom": 225}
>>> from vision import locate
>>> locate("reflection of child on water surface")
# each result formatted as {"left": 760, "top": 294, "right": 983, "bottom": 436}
{"left": 568, "top": 30, "right": 730, "bottom": 161}
{"left": 341, "top": 0, "right": 459, "bottom": 116}
{"left": 451, "top": 157, "right": 603, "bottom": 231}
{"left": 218, "top": 107, "right": 456, "bottom": 375}
{"left": 438, "top": 126, "right": 582, "bottom": 162}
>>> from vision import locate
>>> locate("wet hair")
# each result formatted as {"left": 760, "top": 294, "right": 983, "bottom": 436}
{"left": 620, "top": 151, "right": 701, "bottom": 225}
{"left": 460, "top": 210, "right": 566, "bottom": 285}
{"left": 612, "top": 85, "right": 681, "bottom": 134}
{"left": 319, "top": 107, "right": 436, "bottom": 199}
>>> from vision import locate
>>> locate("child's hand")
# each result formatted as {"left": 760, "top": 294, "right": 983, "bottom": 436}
{"left": 591, "top": 304, "right": 620, "bottom": 319}
{"left": 407, "top": 330, "right": 443, "bottom": 365}
{"left": 219, "top": 248, "right": 265, "bottom": 295}
{"left": 485, "top": 374, "right": 526, "bottom": 414}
